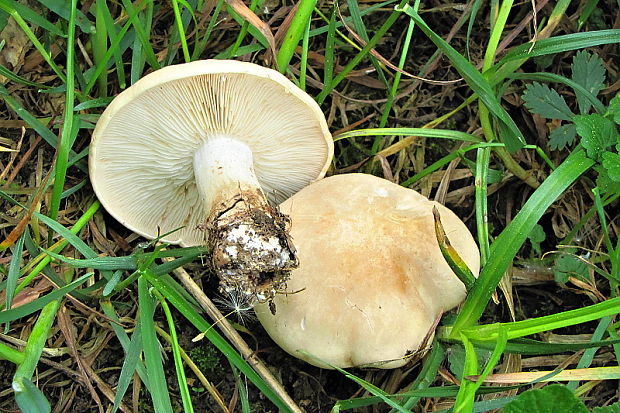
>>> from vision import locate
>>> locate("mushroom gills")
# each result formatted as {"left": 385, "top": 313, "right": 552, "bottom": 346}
{"left": 194, "top": 135, "right": 297, "bottom": 302}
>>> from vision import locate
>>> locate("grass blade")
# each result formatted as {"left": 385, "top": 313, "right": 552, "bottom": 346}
{"left": 138, "top": 276, "right": 173, "bottom": 413}
{"left": 397, "top": 5, "right": 526, "bottom": 152}
{"left": 47, "top": 0, "right": 77, "bottom": 228}
{"left": 277, "top": 0, "right": 317, "bottom": 72}
{"left": 451, "top": 149, "right": 595, "bottom": 336}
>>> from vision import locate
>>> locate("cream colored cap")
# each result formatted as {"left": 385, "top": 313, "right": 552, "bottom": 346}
{"left": 89, "top": 60, "right": 333, "bottom": 246}
{"left": 256, "top": 173, "right": 480, "bottom": 369}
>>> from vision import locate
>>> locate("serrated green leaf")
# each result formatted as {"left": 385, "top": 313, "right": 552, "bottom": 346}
{"left": 553, "top": 254, "right": 589, "bottom": 283}
{"left": 595, "top": 165, "right": 620, "bottom": 196}
{"left": 571, "top": 50, "right": 606, "bottom": 114}
{"left": 13, "top": 377, "right": 51, "bottom": 413}
{"left": 502, "top": 384, "right": 588, "bottom": 413}
{"left": 575, "top": 114, "right": 617, "bottom": 161}
{"left": 549, "top": 123, "right": 577, "bottom": 150}
{"left": 593, "top": 400, "right": 620, "bottom": 413}
{"left": 523, "top": 82, "right": 574, "bottom": 121}
{"left": 602, "top": 151, "right": 620, "bottom": 182}
{"left": 606, "top": 93, "right": 620, "bottom": 124}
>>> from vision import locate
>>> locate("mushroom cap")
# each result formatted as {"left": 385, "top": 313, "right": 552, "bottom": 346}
{"left": 255, "top": 173, "right": 480, "bottom": 369}
{"left": 89, "top": 60, "right": 333, "bottom": 246}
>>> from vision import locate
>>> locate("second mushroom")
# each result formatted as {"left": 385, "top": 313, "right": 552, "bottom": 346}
{"left": 89, "top": 60, "right": 333, "bottom": 302}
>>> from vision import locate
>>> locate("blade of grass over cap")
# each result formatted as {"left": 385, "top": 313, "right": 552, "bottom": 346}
{"left": 450, "top": 149, "right": 595, "bottom": 336}
{"left": 397, "top": 5, "right": 525, "bottom": 153}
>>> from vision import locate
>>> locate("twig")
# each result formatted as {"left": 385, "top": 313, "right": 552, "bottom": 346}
{"left": 172, "top": 266, "right": 303, "bottom": 413}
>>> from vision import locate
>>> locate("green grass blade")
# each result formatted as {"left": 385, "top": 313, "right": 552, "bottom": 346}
{"left": 316, "top": 0, "right": 408, "bottom": 103}
{"left": 15, "top": 201, "right": 100, "bottom": 295}
{"left": 100, "top": 300, "right": 150, "bottom": 387}
{"left": 392, "top": 341, "right": 445, "bottom": 411}
{"left": 191, "top": 0, "right": 225, "bottom": 60}
{"left": 471, "top": 337, "right": 620, "bottom": 355}
{"left": 453, "top": 335, "right": 479, "bottom": 413}
{"left": 397, "top": 5, "right": 526, "bottom": 152}
{"left": 335, "top": 127, "right": 483, "bottom": 142}
{"left": 277, "top": 0, "right": 317, "bottom": 72}
{"left": 323, "top": 5, "right": 336, "bottom": 89}
{"left": 298, "top": 351, "right": 410, "bottom": 412}
{"left": 47, "top": 0, "right": 77, "bottom": 228}
{"left": 13, "top": 377, "right": 51, "bottom": 413}
{"left": 111, "top": 322, "right": 145, "bottom": 413}
{"left": 141, "top": 270, "right": 293, "bottom": 412}
{"left": 0, "top": 2, "right": 65, "bottom": 81}
{"left": 475, "top": 147, "right": 491, "bottom": 265}
{"left": 0, "top": 274, "right": 91, "bottom": 324}
{"left": 34, "top": 212, "right": 97, "bottom": 259}
{"left": 37, "top": 0, "right": 94, "bottom": 33}
{"left": 97, "top": 0, "right": 126, "bottom": 90}
{"left": 5, "top": 232, "right": 26, "bottom": 313}
{"left": 451, "top": 149, "right": 595, "bottom": 336}
{"left": 171, "top": 0, "right": 192, "bottom": 63}
{"left": 138, "top": 276, "right": 173, "bottom": 413}
{"left": 152, "top": 289, "right": 195, "bottom": 413}
{"left": 0, "top": 0, "right": 64, "bottom": 36}
{"left": 13, "top": 299, "right": 61, "bottom": 381}
{"left": 0, "top": 63, "right": 50, "bottom": 88}
{"left": 119, "top": 0, "right": 160, "bottom": 70}
{"left": 460, "top": 297, "right": 620, "bottom": 341}
{"left": 499, "top": 30, "right": 620, "bottom": 64}
{"left": 567, "top": 316, "right": 612, "bottom": 391}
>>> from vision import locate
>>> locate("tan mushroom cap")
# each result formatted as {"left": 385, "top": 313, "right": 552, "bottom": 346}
{"left": 89, "top": 60, "right": 333, "bottom": 246}
{"left": 255, "top": 173, "right": 480, "bottom": 369}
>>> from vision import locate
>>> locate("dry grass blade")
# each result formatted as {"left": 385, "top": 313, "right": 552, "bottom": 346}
{"left": 171, "top": 266, "right": 303, "bottom": 413}
{"left": 56, "top": 306, "right": 105, "bottom": 413}
{"left": 0, "top": 170, "right": 51, "bottom": 251}
{"left": 226, "top": 0, "right": 277, "bottom": 59}
{"left": 336, "top": 6, "right": 461, "bottom": 85}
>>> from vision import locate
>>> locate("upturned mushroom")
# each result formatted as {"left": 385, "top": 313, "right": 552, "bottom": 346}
{"left": 89, "top": 60, "right": 333, "bottom": 301}
{"left": 255, "top": 173, "right": 480, "bottom": 369}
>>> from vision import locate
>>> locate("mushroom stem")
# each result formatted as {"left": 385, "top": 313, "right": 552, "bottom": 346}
{"left": 193, "top": 135, "right": 297, "bottom": 302}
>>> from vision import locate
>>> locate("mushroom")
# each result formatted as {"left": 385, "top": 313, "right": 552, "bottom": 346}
{"left": 255, "top": 173, "right": 480, "bottom": 369}
{"left": 89, "top": 60, "right": 333, "bottom": 301}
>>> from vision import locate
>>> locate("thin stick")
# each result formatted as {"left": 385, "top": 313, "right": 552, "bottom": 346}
{"left": 172, "top": 266, "right": 303, "bottom": 413}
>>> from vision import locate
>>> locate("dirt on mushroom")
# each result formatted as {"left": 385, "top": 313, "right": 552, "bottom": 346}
{"left": 205, "top": 187, "right": 296, "bottom": 303}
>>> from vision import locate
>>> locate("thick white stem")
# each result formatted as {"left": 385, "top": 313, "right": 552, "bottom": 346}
{"left": 193, "top": 135, "right": 264, "bottom": 213}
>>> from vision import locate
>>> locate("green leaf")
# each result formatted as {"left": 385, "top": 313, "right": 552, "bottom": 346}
{"left": 571, "top": 50, "right": 606, "bottom": 114}
{"left": 13, "top": 377, "right": 51, "bottom": 413}
{"left": 502, "top": 384, "right": 588, "bottom": 413}
{"left": 447, "top": 344, "right": 491, "bottom": 379}
{"left": 595, "top": 165, "right": 620, "bottom": 196}
{"left": 602, "top": 151, "right": 620, "bottom": 182}
{"left": 607, "top": 93, "right": 620, "bottom": 124}
{"left": 575, "top": 114, "right": 618, "bottom": 161}
{"left": 549, "top": 124, "right": 577, "bottom": 150}
{"left": 553, "top": 254, "right": 589, "bottom": 283}
{"left": 522, "top": 82, "right": 574, "bottom": 121}
{"left": 593, "top": 401, "right": 620, "bottom": 413}
{"left": 527, "top": 224, "right": 546, "bottom": 256}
